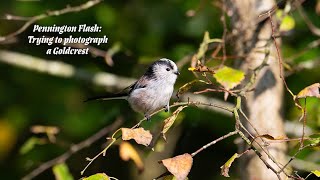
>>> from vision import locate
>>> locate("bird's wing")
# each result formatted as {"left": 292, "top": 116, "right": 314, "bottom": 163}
{"left": 128, "top": 76, "right": 150, "bottom": 93}
{"left": 85, "top": 76, "right": 150, "bottom": 102}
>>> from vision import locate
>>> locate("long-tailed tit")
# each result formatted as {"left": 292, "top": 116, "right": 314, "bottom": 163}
{"left": 85, "top": 58, "right": 180, "bottom": 120}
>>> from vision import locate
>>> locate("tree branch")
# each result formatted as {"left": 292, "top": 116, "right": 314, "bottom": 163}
{"left": 0, "top": 0, "right": 102, "bottom": 43}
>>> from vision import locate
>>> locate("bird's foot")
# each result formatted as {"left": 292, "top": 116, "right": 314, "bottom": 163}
{"left": 145, "top": 114, "right": 151, "bottom": 121}
{"left": 164, "top": 105, "right": 169, "bottom": 112}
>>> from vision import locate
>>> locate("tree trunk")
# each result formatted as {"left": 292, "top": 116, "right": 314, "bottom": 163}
{"left": 227, "top": 0, "right": 288, "bottom": 179}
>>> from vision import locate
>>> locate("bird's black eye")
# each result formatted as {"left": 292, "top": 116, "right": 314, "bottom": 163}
{"left": 166, "top": 68, "right": 170, "bottom": 71}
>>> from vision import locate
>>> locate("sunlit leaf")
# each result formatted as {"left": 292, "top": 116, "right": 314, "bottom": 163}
{"left": 214, "top": 66, "right": 245, "bottom": 90}
{"left": 121, "top": 127, "right": 152, "bottom": 146}
{"left": 162, "top": 106, "right": 187, "bottom": 140}
{"left": 83, "top": 173, "right": 110, "bottom": 180}
{"left": 119, "top": 141, "right": 144, "bottom": 172}
{"left": 311, "top": 170, "right": 320, "bottom": 177}
{"left": 277, "top": 10, "right": 295, "bottom": 32}
{"left": 220, "top": 153, "right": 239, "bottom": 177}
{"left": 52, "top": 163, "right": 74, "bottom": 180}
{"left": 161, "top": 153, "right": 193, "bottom": 180}
{"left": 296, "top": 83, "right": 320, "bottom": 99}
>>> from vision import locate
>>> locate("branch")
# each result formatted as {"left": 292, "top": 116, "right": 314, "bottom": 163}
{"left": 0, "top": 50, "right": 135, "bottom": 89}
{"left": 0, "top": 0, "right": 102, "bottom": 43}
{"left": 191, "top": 130, "right": 238, "bottom": 157}
{"left": 22, "top": 118, "right": 123, "bottom": 180}
{"left": 296, "top": 1, "right": 320, "bottom": 37}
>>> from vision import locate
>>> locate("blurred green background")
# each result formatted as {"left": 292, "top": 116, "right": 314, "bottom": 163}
{"left": 0, "top": 0, "right": 320, "bottom": 179}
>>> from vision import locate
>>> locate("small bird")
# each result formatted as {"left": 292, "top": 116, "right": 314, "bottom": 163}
{"left": 85, "top": 58, "right": 180, "bottom": 121}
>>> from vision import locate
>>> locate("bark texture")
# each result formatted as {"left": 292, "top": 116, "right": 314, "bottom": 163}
{"left": 227, "top": 0, "right": 288, "bottom": 179}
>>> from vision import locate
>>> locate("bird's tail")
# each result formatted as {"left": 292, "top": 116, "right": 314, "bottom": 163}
{"left": 84, "top": 93, "right": 128, "bottom": 102}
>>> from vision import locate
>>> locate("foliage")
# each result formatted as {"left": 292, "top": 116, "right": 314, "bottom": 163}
{"left": 0, "top": 0, "right": 320, "bottom": 180}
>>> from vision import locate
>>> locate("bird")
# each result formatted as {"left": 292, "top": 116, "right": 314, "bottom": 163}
{"left": 85, "top": 58, "right": 180, "bottom": 121}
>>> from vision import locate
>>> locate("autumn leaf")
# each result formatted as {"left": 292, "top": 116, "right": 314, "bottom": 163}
{"left": 161, "top": 153, "right": 193, "bottom": 180}
{"left": 220, "top": 153, "right": 239, "bottom": 177}
{"left": 296, "top": 83, "right": 320, "bottom": 99}
{"left": 83, "top": 173, "right": 110, "bottom": 180}
{"left": 162, "top": 106, "right": 187, "bottom": 140}
{"left": 119, "top": 141, "right": 144, "bottom": 172}
{"left": 121, "top": 127, "right": 152, "bottom": 146}
{"left": 214, "top": 66, "right": 245, "bottom": 90}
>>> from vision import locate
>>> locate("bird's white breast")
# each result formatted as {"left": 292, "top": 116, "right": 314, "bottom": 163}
{"left": 128, "top": 79, "right": 174, "bottom": 115}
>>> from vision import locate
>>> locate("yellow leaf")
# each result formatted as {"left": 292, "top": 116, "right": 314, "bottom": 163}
{"left": 119, "top": 142, "right": 144, "bottom": 172}
{"left": 188, "top": 67, "right": 196, "bottom": 71}
{"left": 214, "top": 66, "right": 245, "bottom": 90}
{"left": 121, "top": 127, "right": 152, "bottom": 146}
{"left": 162, "top": 153, "right": 193, "bottom": 180}
{"left": 277, "top": 10, "right": 295, "bottom": 32}
{"left": 311, "top": 170, "right": 320, "bottom": 177}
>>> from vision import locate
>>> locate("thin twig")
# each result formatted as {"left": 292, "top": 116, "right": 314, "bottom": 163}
{"left": 0, "top": 0, "right": 102, "bottom": 43}
{"left": 191, "top": 130, "right": 238, "bottom": 157}
{"left": 296, "top": 0, "right": 320, "bottom": 36}
{"left": 268, "top": 12, "right": 295, "bottom": 97}
{"left": 22, "top": 118, "right": 123, "bottom": 180}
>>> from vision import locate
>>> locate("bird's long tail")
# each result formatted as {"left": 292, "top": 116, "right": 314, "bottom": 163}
{"left": 84, "top": 93, "right": 128, "bottom": 102}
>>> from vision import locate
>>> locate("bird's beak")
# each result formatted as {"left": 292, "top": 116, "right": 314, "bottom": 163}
{"left": 174, "top": 71, "right": 180, "bottom": 75}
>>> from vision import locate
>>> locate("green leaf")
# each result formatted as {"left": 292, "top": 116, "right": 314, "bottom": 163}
{"left": 311, "top": 170, "right": 320, "bottom": 177}
{"left": 19, "top": 137, "right": 45, "bottom": 154}
{"left": 306, "top": 133, "right": 320, "bottom": 146}
{"left": 83, "top": 173, "right": 110, "bottom": 180}
{"left": 52, "top": 163, "right": 74, "bottom": 180}
{"left": 220, "top": 153, "right": 239, "bottom": 177}
{"left": 276, "top": 10, "right": 295, "bottom": 32}
{"left": 213, "top": 66, "right": 245, "bottom": 90}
